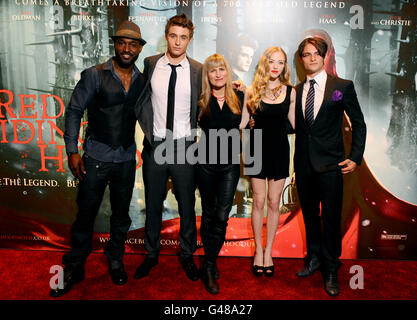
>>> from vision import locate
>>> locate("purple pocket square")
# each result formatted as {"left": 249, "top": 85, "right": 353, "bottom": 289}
{"left": 331, "top": 90, "right": 343, "bottom": 101}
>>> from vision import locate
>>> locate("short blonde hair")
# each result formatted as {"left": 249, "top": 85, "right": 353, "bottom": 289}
{"left": 198, "top": 53, "right": 241, "bottom": 120}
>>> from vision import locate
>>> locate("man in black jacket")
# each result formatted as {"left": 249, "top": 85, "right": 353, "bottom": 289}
{"left": 294, "top": 37, "right": 366, "bottom": 296}
{"left": 50, "top": 21, "right": 146, "bottom": 297}
{"left": 133, "top": 14, "right": 201, "bottom": 282}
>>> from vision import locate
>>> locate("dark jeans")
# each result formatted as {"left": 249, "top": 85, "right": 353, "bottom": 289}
{"left": 142, "top": 140, "right": 197, "bottom": 260}
{"left": 197, "top": 163, "right": 240, "bottom": 265}
{"left": 296, "top": 168, "right": 343, "bottom": 273}
{"left": 63, "top": 154, "right": 136, "bottom": 268}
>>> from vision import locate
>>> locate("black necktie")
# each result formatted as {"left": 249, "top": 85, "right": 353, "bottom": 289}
{"left": 305, "top": 79, "right": 316, "bottom": 127}
{"left": 166, "top": 63, "right": 180, "bottom": 134}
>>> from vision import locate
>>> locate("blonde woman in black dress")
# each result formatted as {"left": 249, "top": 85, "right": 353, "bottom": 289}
{"left": 240, "top": 47, "right": 295, "bottom": 277}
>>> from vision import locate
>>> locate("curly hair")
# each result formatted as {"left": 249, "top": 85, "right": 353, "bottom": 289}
{"left": 246, "top": 46, "right": 292, "bottom": 114}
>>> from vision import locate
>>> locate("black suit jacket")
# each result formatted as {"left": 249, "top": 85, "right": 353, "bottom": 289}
{"left": 294, "top": 74, "right": 366, "bottom": 175}
{"left": 134, "top": 53, "right": 202, "bottom": 147}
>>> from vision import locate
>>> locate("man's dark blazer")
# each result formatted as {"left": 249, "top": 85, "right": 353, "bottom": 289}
{"left": 134, "top": 53, "right": 202, "bottom": 146}
{"left": 294, "top": 74, "right": 367, "bottom": 175}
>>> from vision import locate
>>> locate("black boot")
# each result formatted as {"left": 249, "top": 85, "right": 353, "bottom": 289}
{"left": 200, "top": 262, "right": 219, "bottom": 294}
{"left": 213, "top": 262, "right": 220, "bottom": 280}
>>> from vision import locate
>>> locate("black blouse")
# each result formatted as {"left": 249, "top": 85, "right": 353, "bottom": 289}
{"left": 198, "top": 90, "right": 244, "bottom": 165}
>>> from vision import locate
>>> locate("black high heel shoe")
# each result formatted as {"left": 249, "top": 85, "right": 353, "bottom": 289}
{"left": 263, "top": 265, "right": 274, "bottom": 277}
{"left": 252, "top": 264, "right": 264, "bottom": 277}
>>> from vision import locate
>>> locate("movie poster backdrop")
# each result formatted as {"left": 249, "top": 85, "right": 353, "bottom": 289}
{"left": 0, "top": 0, "right": 416, "bottom": 259}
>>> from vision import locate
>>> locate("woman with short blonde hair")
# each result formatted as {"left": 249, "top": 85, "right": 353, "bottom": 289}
{"left": 197, "top": 53, "right": 244, "bottom": 294}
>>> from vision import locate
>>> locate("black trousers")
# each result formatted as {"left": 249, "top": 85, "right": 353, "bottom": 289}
{"left": 296, "top": 168, "right": 343, "bottom": 273}
{"left": 197, "top": 163, "right": 240, "bottom": 265}
{"left": 142, "top": 140, "right": 197, "bottom": 260}
{"left": 63, "top": 154, "right": 136, "bottom": 268}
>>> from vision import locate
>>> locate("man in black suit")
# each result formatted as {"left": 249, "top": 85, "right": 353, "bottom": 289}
{"left": 294, "top": 37, "right": 366, "bottom": 296}
{"left": 133, "top": 14, "right": 202, "bottom": 281}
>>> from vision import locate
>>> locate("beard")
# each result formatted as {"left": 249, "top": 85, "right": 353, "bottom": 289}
{"left": 114, "top": 51, "right": 139, "bottom": 68}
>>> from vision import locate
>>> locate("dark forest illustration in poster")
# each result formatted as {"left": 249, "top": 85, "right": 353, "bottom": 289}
{"left": 0, "top": 0, "right": 416, "bottom": 260}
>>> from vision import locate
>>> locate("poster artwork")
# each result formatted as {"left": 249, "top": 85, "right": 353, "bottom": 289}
{"left": 0, "top": 0, "right": 416, "bottom": 259}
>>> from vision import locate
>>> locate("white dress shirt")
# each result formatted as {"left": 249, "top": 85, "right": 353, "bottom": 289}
{"left": 151, "top": 54, "right": 191, "bottom": 140}
{"left": 302, "top": 69, "right": 327, "bottom": 120}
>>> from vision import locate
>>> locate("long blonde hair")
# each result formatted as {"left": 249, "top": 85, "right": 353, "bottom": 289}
{"left": 247, "top": 46, "right": 292, "bottom": 114}
{"left": 198, "top": 53, "right": 241, "bottom": 120}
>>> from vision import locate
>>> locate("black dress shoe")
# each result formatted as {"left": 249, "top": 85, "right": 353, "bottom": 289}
{"left": 134, "top": 257, "right": 158, "bottom": 279}
{"left": 201, "top": 266, "right": 219, "bottom": 294}
{"left": 296, "top": 258, "right": 321, "bottom": 277}
{"left": 181, "top": 258, "right": 199, "bottom": 281}
{"left": 324, "top": 272, "right": 340, "bottom": 296}
{"left": 49, "top": 267, "right": 85, "bottom": 298}
{"left": 108, "top": 260, "right": 128, "bottom": 285}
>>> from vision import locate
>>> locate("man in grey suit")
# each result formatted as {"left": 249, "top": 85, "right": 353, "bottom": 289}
{"left": 133, "top": 13, "right": 202, "bottom": 281}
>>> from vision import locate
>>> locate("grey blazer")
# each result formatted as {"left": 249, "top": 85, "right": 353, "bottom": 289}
{"left": 134, "top": 53, "right": 202, "bottom": 147}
